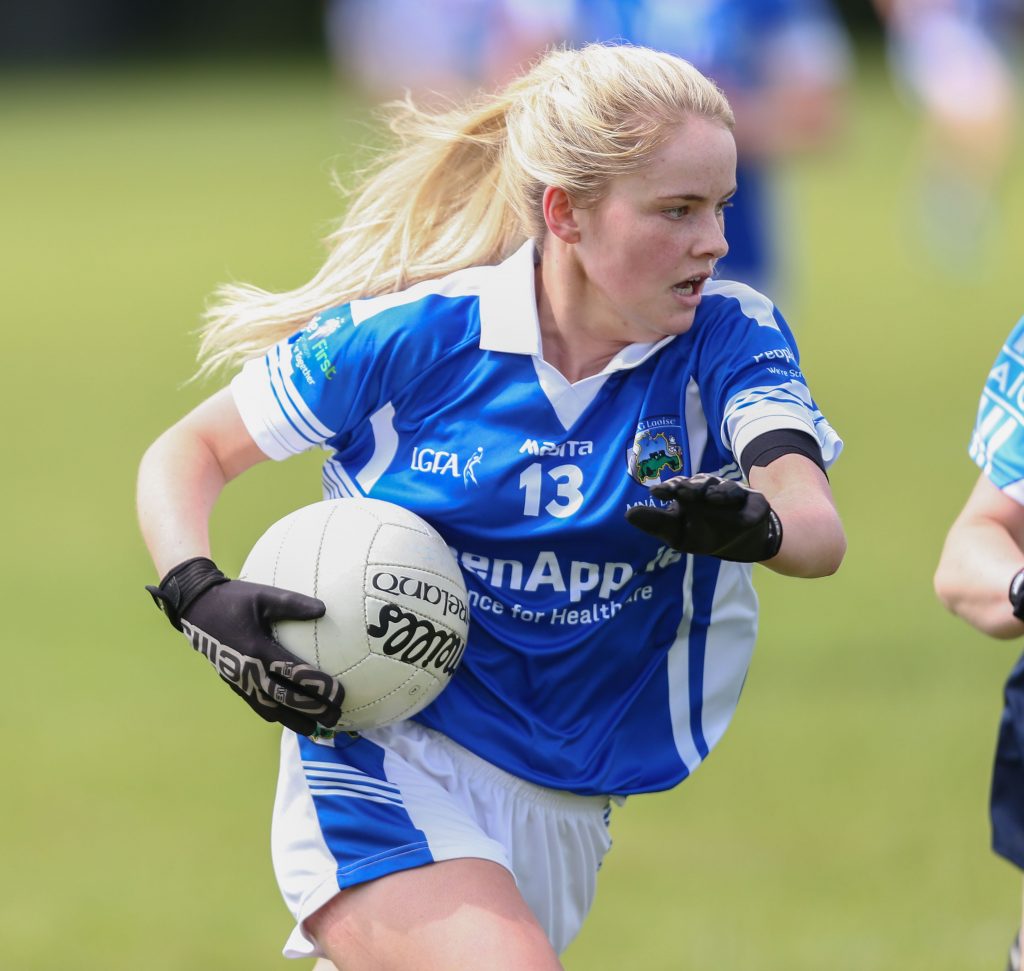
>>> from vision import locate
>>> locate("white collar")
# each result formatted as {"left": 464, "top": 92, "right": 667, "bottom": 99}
{"left": 478, "top": 239, "right": 675, "bottom": 373}
{"left": 478, "top": 239, "right": 543, "bottom": 355}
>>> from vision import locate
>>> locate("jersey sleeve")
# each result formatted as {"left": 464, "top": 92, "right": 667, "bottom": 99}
{"left": 695, "top": 284, "right": 842, "bottom": 472}
{"left": 231, "top": 297, "right": 454, "bottom": 460}
{"left": 970, "top": 315, "right": 1024, "bottom": 504}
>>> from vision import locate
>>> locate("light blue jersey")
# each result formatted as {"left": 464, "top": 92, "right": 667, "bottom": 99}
{"left": 232, "top": 241, "right": 842, "bottom": 796}
{"left": 971, "top": 316, "right": 1024, "bottom": 503}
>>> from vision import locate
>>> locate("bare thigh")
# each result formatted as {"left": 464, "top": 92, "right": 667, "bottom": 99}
{"left": 306, "top": 858, "right": 563, "bottom": 971}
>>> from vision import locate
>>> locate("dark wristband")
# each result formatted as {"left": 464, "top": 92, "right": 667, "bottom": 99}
{"left": 1010, "top": 567, "right": 1024, "bottom": 621}
{"left": 146, "top": 556, "right": 229, "bottom": 631}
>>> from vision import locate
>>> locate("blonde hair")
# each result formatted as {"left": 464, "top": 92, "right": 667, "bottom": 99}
{"left": 197, "top": 43, "right": 734, "bottom": 376}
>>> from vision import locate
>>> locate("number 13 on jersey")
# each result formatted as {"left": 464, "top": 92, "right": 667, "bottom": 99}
{"left": 519, "top": 463, "right": 585, "bottom": 518}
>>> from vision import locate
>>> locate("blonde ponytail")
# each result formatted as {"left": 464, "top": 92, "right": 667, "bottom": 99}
{"left": 197, "top": 43, "right": 733, "bottom": 377}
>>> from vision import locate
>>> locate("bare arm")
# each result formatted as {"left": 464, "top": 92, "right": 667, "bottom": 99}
{"left": 136, "top": 387, "right": 270, "bottom": 577}
{"left": 749, "top": 453, "right": 845, "bottom": 579}
{"left": 728, "top": 18, "right": 849, "bottom": 161}
{"left": 730, "top": 80, "right": 846, "bottom": 160}
{"left": 624, "top": 453, "right": 844, "bottom": 575}
{"left": 934, "top": 474, "right": 1024, "bottom": 639}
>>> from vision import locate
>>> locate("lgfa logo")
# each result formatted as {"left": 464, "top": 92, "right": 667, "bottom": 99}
{"left": 410, "top": 445, "right": 484, "bottom": 486}
{"left": 626, "top": 416, "right": 684, "bottom": 484}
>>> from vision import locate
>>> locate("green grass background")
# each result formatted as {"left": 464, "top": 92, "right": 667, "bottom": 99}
{"left": 3, "top": 50, "right": 1023, "bottom": 969}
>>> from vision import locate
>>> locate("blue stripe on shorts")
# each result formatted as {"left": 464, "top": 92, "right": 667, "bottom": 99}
{"left": 297, "top": 734, "right": 436, "bottom": 886}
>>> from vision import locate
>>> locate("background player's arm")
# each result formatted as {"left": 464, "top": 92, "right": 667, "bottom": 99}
{"left": 748, "top": 452, "right": 845, "bottom": 579}
{"left": 137, "top": 387, "right": 269, "bottom": 576}
{"left": 727, "top": 12, "right": 849, "bottom": 161}
{"left": 935, "top": 475, "right": 1024, "bottom": 639}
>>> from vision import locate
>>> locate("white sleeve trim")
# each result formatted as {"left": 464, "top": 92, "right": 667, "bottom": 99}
{"left": 230, "top": 347, "right": 334, "bottom": 461}
{"left": 724, "top": 383, "right": 844, "bottom": 470}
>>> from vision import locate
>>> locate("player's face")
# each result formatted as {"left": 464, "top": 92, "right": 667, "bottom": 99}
{"left": 571, "top": 117, "right": 736, "bottom": 344}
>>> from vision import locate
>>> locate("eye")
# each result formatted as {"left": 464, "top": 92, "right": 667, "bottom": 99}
{"left": 662, "top": 206, "right": 689, "bottom": 220}
{"left": 716, "top": 200, "right": 734, "bottom": 216}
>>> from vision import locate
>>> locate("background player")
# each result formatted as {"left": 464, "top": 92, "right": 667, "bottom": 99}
{"left": 935, "top": 316, "right": 1024, "bottom": 971}
{"left": 325, "top": 0, "right": 574, "bottom": 105}
{"left": 327, "top": 0, "right": 851, "bottom": 298}
{"left": 568, "top": 0, "right": 852, "bottom": 295}
{"left": 873, "top": 0, "right": 1020, "bottom": 267}
{"left": 137, "top": 43, "right": 845, "bottom": 968}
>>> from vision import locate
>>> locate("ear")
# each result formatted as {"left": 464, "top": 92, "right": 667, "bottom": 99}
{"left": 542, "top": 186, "right": 580, "bottom": 244}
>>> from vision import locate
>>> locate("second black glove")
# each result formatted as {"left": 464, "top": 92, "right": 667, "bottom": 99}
{"left": 625, "top": 473, "right": 783, "bottom": 563}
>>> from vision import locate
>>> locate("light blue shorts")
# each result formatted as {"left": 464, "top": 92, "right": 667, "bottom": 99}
{"left": 272, "top": 721, "right": 615, "bottom": 959}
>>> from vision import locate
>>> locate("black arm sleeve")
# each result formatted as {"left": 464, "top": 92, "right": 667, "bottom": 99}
{"left": 738, "top": 429, "right": 826, "bottom": 479}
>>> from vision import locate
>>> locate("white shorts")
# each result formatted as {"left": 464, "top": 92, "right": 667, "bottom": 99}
{"left": 272, "top": 721, "right": 615, "bottom": 958}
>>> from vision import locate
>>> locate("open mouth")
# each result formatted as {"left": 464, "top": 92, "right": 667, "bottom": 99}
{"left": 672, "top": 274, "right": 707, "bottom": 297}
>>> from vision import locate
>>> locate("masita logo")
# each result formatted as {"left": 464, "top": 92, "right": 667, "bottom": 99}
{"left": 627, "top": 416, "right": 685, "bottom": 484}
{"left": 519, "top": 438, "right": 593, "bottom": 457}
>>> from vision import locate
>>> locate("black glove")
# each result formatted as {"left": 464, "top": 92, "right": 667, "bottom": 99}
{"left": 146, "top": 557, "right": 344, "bottom": 735}
{"left": 1009, "top": 568, "right": 1024, "bottom": 621}
{"left": 625, "top": 473, "right": 783, "bottom": 562}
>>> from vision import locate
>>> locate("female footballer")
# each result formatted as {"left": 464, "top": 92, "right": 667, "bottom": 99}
{"left": 137, "top": 43, "right": 846, "bottom": 969}
{"left": 935, "top": 317, "right": 1024, "bottom": 971}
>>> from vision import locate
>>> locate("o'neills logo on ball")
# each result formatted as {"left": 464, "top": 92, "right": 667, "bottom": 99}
{"left": 366, "top": 603, "right": 466, "bottom": 677}
{"left": 371, "top": 571, "right": 468, "bottom": 623}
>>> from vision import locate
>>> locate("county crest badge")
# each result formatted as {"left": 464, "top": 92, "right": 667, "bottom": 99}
{"left": 626, "top": 416, "right": 685, "bottom": 484}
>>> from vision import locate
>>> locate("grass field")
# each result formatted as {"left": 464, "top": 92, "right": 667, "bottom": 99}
{"left": 3, "top": 50, "right": 1024, "bottom": 970}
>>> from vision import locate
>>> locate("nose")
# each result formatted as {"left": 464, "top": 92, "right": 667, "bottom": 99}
{"left": 694, "top": 210, "right": 729, "bottom": 262}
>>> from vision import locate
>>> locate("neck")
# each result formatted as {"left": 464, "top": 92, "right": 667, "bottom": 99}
{"left": 536, "top": 239, "right": 628, "bottom": 383}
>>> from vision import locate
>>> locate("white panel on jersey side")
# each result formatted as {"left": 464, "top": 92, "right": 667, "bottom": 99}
{"left": 666, "top": 556, "right": 701, "bottom": 772}
{"left": 664, "top": 379, "right": 712, "bottom": 769}
{"left": 664, "top": 561, "right": 759, "bottom": 776}
{"left": 695, "top": 563, "right": 759, "bottom": 754}
{"left": 356, "top": 401, "right": 398, "bottom": 494}
{"left": 321, "top": 457, "right": 364, "bottom": 500}
{"left": 684, "top": 376, "right": 708, "bottom": 473}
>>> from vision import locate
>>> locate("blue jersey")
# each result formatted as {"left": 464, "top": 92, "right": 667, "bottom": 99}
{"left": 232, "top": 241, "right": 842, "bottom": 795}
{"left": 971, "top": 316, "right": 1024, "bottom": 502}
